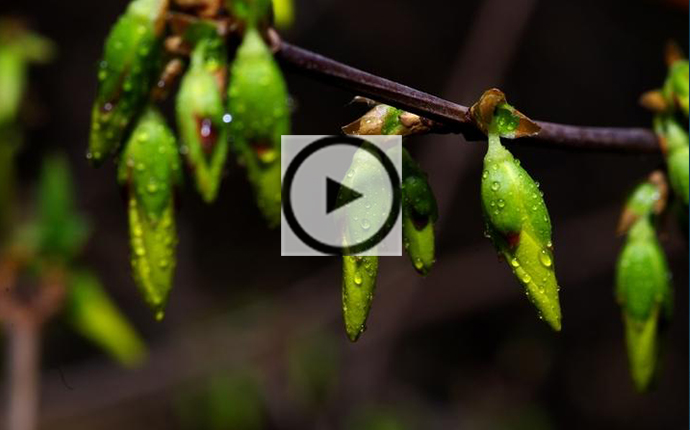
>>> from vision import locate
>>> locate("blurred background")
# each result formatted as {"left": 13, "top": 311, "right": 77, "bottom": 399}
{"left": 0, "top": 0, "right": 688, "bottom": 429}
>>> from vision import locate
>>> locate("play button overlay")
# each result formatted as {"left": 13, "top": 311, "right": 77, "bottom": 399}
{"left": 326, "top": 178, "right": 362, "bottom": 214}
{"left": 281, "top": 135, "right": 402, "bottom": 256}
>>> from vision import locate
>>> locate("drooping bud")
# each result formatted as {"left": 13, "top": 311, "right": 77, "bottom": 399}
{"left": 227, "top": 27, "right": 289, "bottom": 227}
{"left": 117, "top": 107, "right": 181, "bottom": 320}
{"left": 342, "top": 254, "right": 378, "bottom": 342}
{"left": 474, "top": 90, "right": 561, "bottom": 331}
{"left": 345, "top": 103, "right": 439, "bottom": 276}
{"left": 89, "top": 0, "right": 168, "bottom": 165}
{"left": 615, "top": 184, "right": 673, "bottom": 391}
{"left": 338, "top": 145, "right": 390, "bottom": 341}
{"left": 65, "top": 270, "right": 147, "bottom": 367}
{"left": 401, "top": 147, "right": 437, "bottom": 276}
{"left": 176, "top": 30, "right": 229, "bottom": 202}
{"left": 654, "top": 115, "right": 689, "bottom": 205}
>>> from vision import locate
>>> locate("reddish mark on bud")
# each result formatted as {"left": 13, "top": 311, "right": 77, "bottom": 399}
{"left": 505, "top": 231, "right": 520, "bottom": 249}
{"left": 196, "top": 117, "right": 218, "bottom": 155}
{"left": 252, "top": 140, "right": 273, "bottom": 160}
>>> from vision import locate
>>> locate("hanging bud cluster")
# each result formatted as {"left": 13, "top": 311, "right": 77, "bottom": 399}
{"left": 88, "top": 0, "right": 290, "bottom": 318}
{"left": 472, "top": 89, "right": 562, "bottom": 331}
{"left": 615, "top": 172, "right": 673, "bottom": 392}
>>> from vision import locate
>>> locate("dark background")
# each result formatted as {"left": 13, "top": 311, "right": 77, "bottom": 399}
{"left": 0, "top": 0, "right": 688, "bottom": 429}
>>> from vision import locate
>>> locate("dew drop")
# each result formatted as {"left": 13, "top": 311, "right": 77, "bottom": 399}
{"left": 539, "top": 250, "right": 552, "bottom": 267}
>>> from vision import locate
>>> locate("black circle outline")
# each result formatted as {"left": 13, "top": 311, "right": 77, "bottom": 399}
{"left": 282, "top": 136, "right": 401, "bottom": 255}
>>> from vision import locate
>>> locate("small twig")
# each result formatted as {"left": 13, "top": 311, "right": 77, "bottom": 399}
{"left": 1, "top": 255, "right": 66, "bottom": 430}
{"left": 275, "top": 41, "right": 661, "bottom": 154}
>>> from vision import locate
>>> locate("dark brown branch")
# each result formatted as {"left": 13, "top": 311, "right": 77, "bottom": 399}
{"left": 275, "top": 41, "right": 661, "bottom": 154}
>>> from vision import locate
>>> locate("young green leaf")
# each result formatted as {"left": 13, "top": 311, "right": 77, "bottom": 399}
{"left": 65, "top": 270, "right": 147, "bottom": 367}
{"left": 616, "top": 216, "right": 672, "bottom": 392}
{"left": 481, "top": 132, "right": 562, "bottom": 331}
{"left": 176, "top": 32, "right": 229, "bottom": 203}
{"left": 118, "top": 107, "right": 181, "bottom": 320}
{"left": 88, "top": 0, "right": 168, "bottom": 165}
{"left": 37, "top": 155, "right": 89, "bottom": 261}
{"left": 227, "top": 27, "right": 289, "bottom": 227}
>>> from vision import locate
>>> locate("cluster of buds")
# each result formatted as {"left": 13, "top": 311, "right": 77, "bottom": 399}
{"left": 89, "top": 0, "right": 290, "bottom": 318}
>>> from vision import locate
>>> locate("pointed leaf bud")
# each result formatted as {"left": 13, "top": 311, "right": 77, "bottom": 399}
{"left": 481, "top": 132, "right": 561, "bottom": 331}
{"left": 227, "top": 27, "right": 289, "bottom": 227}
{"left": 89, "top": 0, "right": 168, "bottom": 165}
{"left": 117, "top": 107, "right": 181, "bottom": 320}
{"left": 616, "top": 215, "right": 673, "bottom": 392}
{"left": 176, "top": 32, "right": 229, "bottom": 202}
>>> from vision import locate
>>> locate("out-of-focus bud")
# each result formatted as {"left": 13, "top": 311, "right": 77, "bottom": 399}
{"left": 117, "top": 107, "right": 181, "bottom": 320}
{"left": 65, "top": 270, "right": 147, "bottom": 367}
{"left": 664, "top": 59, "right": 689, "bottom": 117}
{"left": 229, "top": 0, "right": 273, "bottom": 27}
{"left": 615, "top": 213, "right": 672, "bottom": 392}
{"left": 654, "top": 115, "right": 689, "bottom": 205}
{"left": 37, "top": 156, "right": 89, "bottom": 262}
{"left": 617, "top": 171, "right": 668, "bottom": 235}
{"left": 89, "top": 0, "right": 169, "bottom": 165}
{"left": 272, "top": 0, "right": 294, "bottom": 29}
{"left": 227, "top": 27, "right": 289, "bottom": 227}
{"left": 473, "top": 90, "right": 561, "bottom": 331}
{"left": 176, "top": 31, "right": 229, "bottom": 202}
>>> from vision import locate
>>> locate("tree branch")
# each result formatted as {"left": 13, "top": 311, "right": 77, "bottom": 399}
{"left": 275, "top": 41, "right": 661, "bottom": 154}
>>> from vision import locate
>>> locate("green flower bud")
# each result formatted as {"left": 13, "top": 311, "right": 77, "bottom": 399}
{"left": 481, "top": 132, "right": 561, "bottom": 331}
{"left": 655, "top": 115, "right": 689, "bottom": 205}
{"left": 401, "top": 147, "right": 437, "bottom": 276}
{"left": 176, "top": 33, "right": 229, "bottom": 203}
{"left": 342, "top": 255, "right": 379, "bottom": 342}
{"left": 227, "top": 27, "right": 289, "bottom": 227}
{"left": 616, "top": 217, "right": 672, "bottom": 392}
{"left": 118, "top": 107, "right": 181, "bottom": 320}
{"left": 339, "top": 145, "right": 390, "bottom": 341}
{"left": 89, "top": 0, "right": 168, "bottom": 165}
{"left": 65, "top": 270, "right": 146, "bottom": 367}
